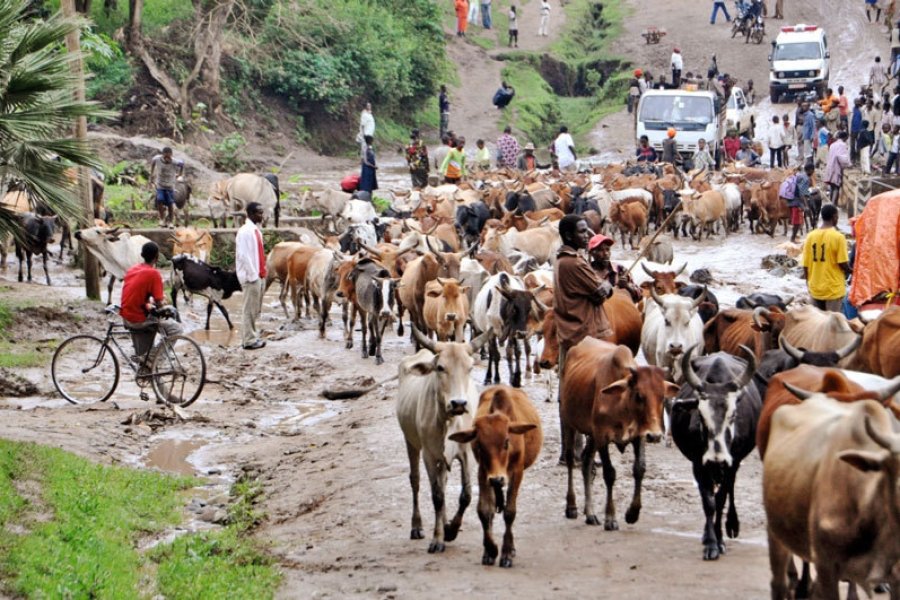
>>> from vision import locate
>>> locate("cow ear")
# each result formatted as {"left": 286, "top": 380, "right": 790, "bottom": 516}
{"left": 508, "top": 423, "right": 537, "bottom": 435}
{"left": 600, "top": 378, "right": 629, "bottom": 396}
{"left": 838, "top": 449, "right": 888, "bottom": 473}
{"left": 449, "top": 429, "right": 477, "bottom": 444}
{"left": 409, "top": 360, "right": 435, "bottom": 376}
{"left": 664, "top": 382, "right": 681, "bottom": 397}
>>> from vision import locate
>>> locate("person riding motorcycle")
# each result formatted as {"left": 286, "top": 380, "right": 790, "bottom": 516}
{"left": 742, "top": 0, "right": 763, "bottom": 43}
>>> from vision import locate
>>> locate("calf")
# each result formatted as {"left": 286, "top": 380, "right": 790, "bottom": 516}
{"left": 170, "top": 254, "right": 241, "bottom": 329}
{"left": 448, "top": 385, "right": 542, "bottom": 568}
{"left": 353, "top": 257, "right": 396, "bottom": 364}
{"left": 265, "top": 242, "right": 313, "bottom": 319}
{"left": 14, "top": 213, "right": 56, "bottom": 285}
{"left": 396, "top": 328, "right": 490, "bottom": 553}
{"left": 749, "top": 182, "right": 790, "bottom": 236}
{"left": 560, "top": 338, "right": 677, "bottom": 529}
{"left": 423, "top": 278, "right": 470, "bottom": 342}
{"left": 671, "top": 346, "right": 760, "bottom": 561}
{"left": 609, "top": 199, "right": 648, "bottom": 249}
{"left": 306, "top": 249, "right": 342, "bottom": 338}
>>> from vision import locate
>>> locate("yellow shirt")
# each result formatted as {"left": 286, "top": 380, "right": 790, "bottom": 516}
{"left": 802, "top": 227, "right": 849, "bottom": 301}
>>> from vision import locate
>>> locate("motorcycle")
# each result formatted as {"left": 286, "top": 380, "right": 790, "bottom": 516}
{"left": 731, "top": 2, "right": 750, "bottom": 38}
{"left": 748, "top": 15, "right": 765, "bottom": 44}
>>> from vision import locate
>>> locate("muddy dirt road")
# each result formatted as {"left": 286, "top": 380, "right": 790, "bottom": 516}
{"left": 0, "top": 221, "right": 859, "bottom": 599}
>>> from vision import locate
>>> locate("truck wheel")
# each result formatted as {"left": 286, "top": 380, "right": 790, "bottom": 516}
{"left": 770, "top": 88, "right": 780, "bottom": 104}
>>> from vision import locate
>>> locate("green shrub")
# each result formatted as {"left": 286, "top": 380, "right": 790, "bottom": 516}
{"left": 211, "top": 133, "right": 248, "bottom": 172}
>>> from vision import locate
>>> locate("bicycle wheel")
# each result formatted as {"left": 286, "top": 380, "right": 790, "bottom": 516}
{"left": 150, "top": 335, "right": 206, "bottom": 407}
{"left": 52, "top": 335, "right": 120, "bottom": 404}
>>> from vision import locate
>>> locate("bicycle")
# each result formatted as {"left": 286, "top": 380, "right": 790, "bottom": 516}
{"left": 51, "top": 305, "right": 206, "bottom": 407}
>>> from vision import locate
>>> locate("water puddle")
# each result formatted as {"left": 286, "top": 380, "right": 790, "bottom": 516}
{"left": 188, "top": 328, "right": 240, "bottom": 346}
{"left": 144, "top": 439, "right": 203, "bottom": 475}
{"left": 258, "top": 400, "right": 337, "bottom": 433}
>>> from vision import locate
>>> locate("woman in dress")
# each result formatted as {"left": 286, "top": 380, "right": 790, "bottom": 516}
{"left": 359, "top": 135, "right": 378, "bottom": 196}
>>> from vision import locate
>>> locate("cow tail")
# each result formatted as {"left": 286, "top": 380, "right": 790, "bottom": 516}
{"left": 274, "top": 197, "right": 281, "bottom": 228}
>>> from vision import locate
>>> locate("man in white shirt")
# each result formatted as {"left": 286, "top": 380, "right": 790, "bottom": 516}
{"left": 670, "top": 48, "right": 683, "bottom": 88}
{"left": 235, "top": 202, "right": 267, "bottom": 350}
{"left": 538, "top": 0, "right": 551, "bottom": 36}
{"left": 766, "top": 115, "right": 786, "bottom": 168}
{"left": 554, "top": 125, "right": 577, "bottom": 171}
{"left": 357, "top": 103, "right": 375, "bottom": 156}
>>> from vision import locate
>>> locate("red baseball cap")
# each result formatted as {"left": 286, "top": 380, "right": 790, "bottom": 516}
{"left": 588, "top": 234, "right": 614, "bottom": 250}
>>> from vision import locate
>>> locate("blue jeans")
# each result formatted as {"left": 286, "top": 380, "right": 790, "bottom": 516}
{"left": 481, "top": 2, "right": 492, "bottom": 28}
{"left": 710, "top": 1, "right": 731, "bottom": 23}
{"left": 155, "top": 188, "right": 175, "bottom": 206}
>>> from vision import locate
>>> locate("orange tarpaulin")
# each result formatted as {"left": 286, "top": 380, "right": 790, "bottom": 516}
{"left": 849, "top": 193, "right": 900, "bottom": 306}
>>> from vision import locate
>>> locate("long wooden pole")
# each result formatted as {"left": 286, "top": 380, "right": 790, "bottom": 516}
{"left": 625, "top": 199, "right": 683, "bottom": 274}
{"left": 61, "top": 0, "right": 100, "bottom": 300}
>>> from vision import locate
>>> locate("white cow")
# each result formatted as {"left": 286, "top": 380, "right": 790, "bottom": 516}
{"left": 641, "top": 288, "right": 706, "bottom": 383}
{"left": 341, "top": 199, "right": 378, "bottom": 224}
{"left": 482, "top": 225, "right": 561, "bottom": 265}
{"left": 74, "top": 227, "right": 151, "bottom": 304}
{"left": 207, "top": 173, "right": 278, "bottom": 228}
{"left": 395, "top": 328, "right": 489, "bottom": 554}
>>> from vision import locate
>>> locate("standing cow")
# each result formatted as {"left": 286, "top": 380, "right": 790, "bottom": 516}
{"left": 14, "top": 213, "right": 56, "bottom": 285}
{"left": 207, "top": 173, "right": 279, "bottom": 228}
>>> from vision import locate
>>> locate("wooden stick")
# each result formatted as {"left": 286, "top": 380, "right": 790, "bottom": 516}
{"left": 625, "top": 199, "right": 683, "bottom": 274}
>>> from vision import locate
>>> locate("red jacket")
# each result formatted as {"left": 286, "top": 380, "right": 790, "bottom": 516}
{"left": 724, "top": 137, "right": 741, "bottom": 160}
{"left": 120, "top": 263, "right": 163, "bottom": 323}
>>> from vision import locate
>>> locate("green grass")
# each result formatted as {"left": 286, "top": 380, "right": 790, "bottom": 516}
{"left": 0, "top": 440, "right": 281, "bottom": 599}
{"left": 0, "top": 341, "right": 48, "bottom": 369}
{"left": 47, "top": 0, "right": 193, "bottom": 35}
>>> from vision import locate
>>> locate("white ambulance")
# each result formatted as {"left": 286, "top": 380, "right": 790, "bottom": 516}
{"left": 768, "top": 24, "right": 830, "bottom": 103}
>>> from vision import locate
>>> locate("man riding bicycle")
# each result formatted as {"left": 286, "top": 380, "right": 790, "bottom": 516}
{"left": 120, "top": 242, "right": 181, "bottom": 350}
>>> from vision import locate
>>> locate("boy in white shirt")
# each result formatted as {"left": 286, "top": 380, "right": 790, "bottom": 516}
{"left": 539, "top": 0, "right": 551, "bottom": 36}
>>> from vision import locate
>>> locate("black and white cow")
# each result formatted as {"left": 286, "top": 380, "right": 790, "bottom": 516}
{"left": 351, "top": 257, "right": 396, "bottom": 365}
{"left": 171, "top": 254, "right": 242, "bottom": 330}
{"left": 670, "top": 346, "right": 761, "bottom": 561}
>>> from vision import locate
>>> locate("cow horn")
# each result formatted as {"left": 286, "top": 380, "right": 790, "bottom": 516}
{"left": 676, "top": 262, "right": 687, "bottom": 276}
{"left": 835, "top": 335, "right": 862, "bottom": 360}
{"left": 783, "top": 295, "right": 795, "bottom": 306}
{"left": 782, "top": 381, "right": 816, "bottom": 401}
{"left": 649, "top": 285, "right": 665, "bottom": 307}
{"left": 737, "top": 345, "right": 757, "bottom": 389}
{"left": 359, "top": 241, "right": 382, "bottom": 259}
{"left": 778, "top": 336, "right": 804, "bottom": 361}
{"left": 691, "top": 286, "right": 708, "bottom": 310}
{"left": 641, "top": 263, "right": 655, "bottom": 279}
{"left": 682, "top": 345, "right": 704, "bottom": 391}
{"left": 424, "top": 222, "right": 439, "bottom": 236}
{"left": 533, "top": 296, "right": 550, "bottom": 313}
{"left": 864, "top": 414, "right": 900, "bottom": 452}
{"left": 877, "top": 376, "right": 900, "bottom": 404}
{"left": 752, "top": 306, "right": 772, "bottom": 330}
{"left": 426, "top": 237, "right": 446, "bottom": 265}
{"left": 411, "top": 325, "right": 437, "bottom": 353}
{"left": 743, "top": 298, "right": 758, "bottom": 309}
{"left": 469, "top": 329, "right": 491, "bottom": 354}
{"left": 538, "top": 216, "right": 550, "bottom": 226}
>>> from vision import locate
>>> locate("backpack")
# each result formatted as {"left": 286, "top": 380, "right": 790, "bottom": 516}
{"left": 779, "top": 175, "right": 797, "bottom": 200}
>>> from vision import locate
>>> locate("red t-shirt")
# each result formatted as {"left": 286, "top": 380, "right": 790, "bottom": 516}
{"left": 120, "top": 263, "right": 164, "bottom": 323}
{"left": 256, "top": 229, "right": 267, "bottom": 279}
{"left": 724, "top": 137, "right": 741, "bottom": 160}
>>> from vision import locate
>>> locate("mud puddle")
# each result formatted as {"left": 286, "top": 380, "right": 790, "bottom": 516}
{"left": 145, "top": 439, "right": 204, "bottom": 475}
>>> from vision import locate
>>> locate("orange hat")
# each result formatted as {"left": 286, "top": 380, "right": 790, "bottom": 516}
{"left": 674, "top": 47, "right": 681, "bottom": 53}
{"left": 634, "top": 68, "right": 643, "bottom": 77}
{"left": 667, "top": 127, "right": 677, "bottom": 138}
{"left": 588, "top": 234, "right": 614, "bottom": 250}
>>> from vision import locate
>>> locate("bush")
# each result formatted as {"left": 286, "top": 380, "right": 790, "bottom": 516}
{"left": 211, "top": 132, "right": 248, "bottom": 172}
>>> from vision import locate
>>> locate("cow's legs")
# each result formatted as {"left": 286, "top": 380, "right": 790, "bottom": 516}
{"left": 423, "top": 455, "right": 448, "bottom": 553}
{"left": 396, "top": 301, "right": 405, "bottom": 337}
{"left": 106, "top": 275, "right": 116, "bottom": 305}
{"left": 320, "top": 298, "right": 332, "bottom": 340}
{"left": 477, "top": 471, "right": 498, "bottom": 565}
{"left": 216, "top": 301, "right": 234, "bottom": 330}
{"left": 811, "top": 564, "right": 842, "bottom": 600}
{"left": 405, "top": 441, "right": 424, "bottom": 540}
{"left": 205, "top": 301, "right": 214, "bottom": 330}
{"left": 500, "top": 471, "right": 521, "bottom": 568}
{"left": 693, "top": 463, "right": 720, "bottom": 560}
{"left": 713, "top": 477, "right": 728, "bottom": 555}
{"left": 343, "top": 303, "right": 354, "bottom": 349}
{"left": 523, "top": 337, "right": 532, "bottom": 376}
{"left": 596, "top": 443, "right": 617, "bottom": 529}
{"left": 278, "top": 282, "right": 290, "bottom": 319}
{"left": 508, "top": 338, "right": 522, "bottom": 388}
{"left": 625, "top": 438, "right": 645, "bottom": 525}
{"left": 582, "top": 436, "right": 601, "bottom": 526}
{"left": 359, "top": 311, "right": 369, "bottom": 359}
{"left": 444, "top": 452, "right": 471, "bottom": 543}
{"left": 768, "top": 535, "right": 794, "bottom": 600}
{"left": 374, "top": 317, "right": 389, "bottom": 365}
{"left": 725, "top": 465, "right": 740, "bottom": 538}
{"left": 563, "top": 422, "right": 578, "bottom": 519}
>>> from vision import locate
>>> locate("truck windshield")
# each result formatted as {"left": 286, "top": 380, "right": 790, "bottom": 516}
{"left": 639, "top": 95, "right": 713, "bottom": 131}
{"left": 773, "top": 42, "right": 821, "bottom": 61}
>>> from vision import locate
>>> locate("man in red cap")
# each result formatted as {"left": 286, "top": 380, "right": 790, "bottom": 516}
{"left": 588, "top": 234, "right": 642, "bottom": 302}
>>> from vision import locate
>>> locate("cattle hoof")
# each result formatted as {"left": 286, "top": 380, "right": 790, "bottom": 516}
{"left": 726, "top": 519, "right": 740, "bottom": 538}
{"left": 345, "top": 341, "right": 353, "bottom": 349}
{"left": 703, "top": 545, "right": 720, "bottom": 561}
{"left": 565, "top": 506, "right": 577, "bottom": 519}
{"left": 410, "top": 528, "right": 424, "bottom": 540}
{"left": 375, "top": 356, "right": 384, "bottom": 366}
{"left": 443, "top": 524, "right": 459, "bottom": 542}
{"left": 604, "top": 518, "right": 619, "bottom": 531}
{"left": 428, "top": 541, "right": 445, "bottom": 553}
{"left": 585, "top": 514, "right": 601, "bottom": 526}
{"left": 482, "top": 554, "right": 496, "bottom": 566}
{"left": 499, "top": 556, "right": 513, "bottom": 568}
{"left": 625, "top": 506, "right": 641, "bottom": 524}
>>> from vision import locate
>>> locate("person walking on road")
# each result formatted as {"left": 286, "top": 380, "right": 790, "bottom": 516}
{"left": 235, "top": 202, "right": 267, "bottom": 351}
{"left": 455, "top": 0, "right": 469, "bottom": 36}
{"left": 359, "top": 135, "right": 378, "bottom": 196}
{"left": 791, "top": 163, "right": 815, "bottom": 242}
{"left": 866, "top": 0, "right": 883, "bottom": 23}
{"left": 710, "top": 0, "right": 731, "bottom": 23}
{"left": 554, "top": 125, "right": 577, "bottom": 172}
{"left": 801, "top": 203, "right": 851, "bottom": 313}
{"left": 870, "top": 56, "right": 888, "bottom": 95}
{"left": 801, "top": 102, "right": 816, "bottom": 162}
{"left": 438, "top": 85, "right": 450, "bottom": 138}
{"left": 406, "top": 130, "right": 429, "bottom": 189}
{"left": 467, "top": 0, "right": 479, "bottom": 30}
{"left": 357, "top": 103, "right": 375, "bottom": 157}
{"left": 496, "top": 126, "right": 520, "bottom": 168}
{"left": 508, "top": 5, "right": 519, "bottom": 47}
{"left": 481, "top": 0, "right": 492, "bottom": 28}
{"left": 825, "top": 130, "right": 851, "bottom": 206}
{"left": 670, "top": 47, "right": 683, "bottom": 88}
{"left": 539, "top": 0, "right": 551, "bottom": 36}
{"left": 440, "top": 137, "right": 467, "bottom": 184}
{"left": 782, "top": 114, "right": 796, "bottom": 166}
{"left": 148, "top": 147, "right": 184, "bottom": 228}
{"left": 772, "top": 0, "right": 784, "bottom": 18}
{"left": 767, "top": 115, "right": 786, "bottom": 168}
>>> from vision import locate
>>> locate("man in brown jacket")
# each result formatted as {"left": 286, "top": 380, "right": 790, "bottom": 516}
{"left": 554, "top": 215, "right": 615, "bottom": 460}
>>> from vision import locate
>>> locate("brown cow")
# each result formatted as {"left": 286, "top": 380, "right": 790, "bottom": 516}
{"left": 397, "top": 245, "right": 463, "bottom": 346}
{"left": 560, "top": 338, "right": 677, "bottom": 528}
{"left": 285, "top": 245, "right": 324, "bottom": 321}
{"left": 336, "top": 256, "right": 360, "bottom": 349}
{"left": 423, "top": 278, "right": 470, "bottom": 342}
{"left": 265, "top": 242, "right": 317, "bottom": 319}
{"left": 639, "top": 262, "right": 687, "bottom": 296}
{"left": 857, "top": 307, "right": 900, "bottom": 377}
{"left": 448, "top": 385, "right": 542, "bottom": 568}
{"left": 609, "top": 198, "right": 648, "bottom": 249}
{"left": 473, "top": 250, "right": 514, "bottom": 275}
{"left": 749, "top": 181, "right": 790, "bottom": 236}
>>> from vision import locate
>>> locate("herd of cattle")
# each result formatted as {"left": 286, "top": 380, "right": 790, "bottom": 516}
{"left": 3, "top": 162, "right": 900, "bottom": 597}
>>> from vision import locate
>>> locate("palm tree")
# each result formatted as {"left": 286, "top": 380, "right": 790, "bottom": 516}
{"left": 0, "top": 0, "right": 111, "bottom": 235}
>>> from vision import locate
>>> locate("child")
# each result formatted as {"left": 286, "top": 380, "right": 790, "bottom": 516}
{"left": 885, "top": 124, "right": 900, "bottom": 174}
{"left": 816, "top": 119, "right": 830, "bottom": 167}
{"left": 508, "top": 6, "right": 518, "bottom": 47}
{"left": 474, "top": 139, "right": 491, "bottom": 170}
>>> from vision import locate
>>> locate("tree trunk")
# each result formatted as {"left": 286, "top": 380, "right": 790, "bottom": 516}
{"left": 127, "top": 0, "right": 143, "bottom": 50}
{"left": 61, "top": 0, "right": 100, "bottom": 301}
